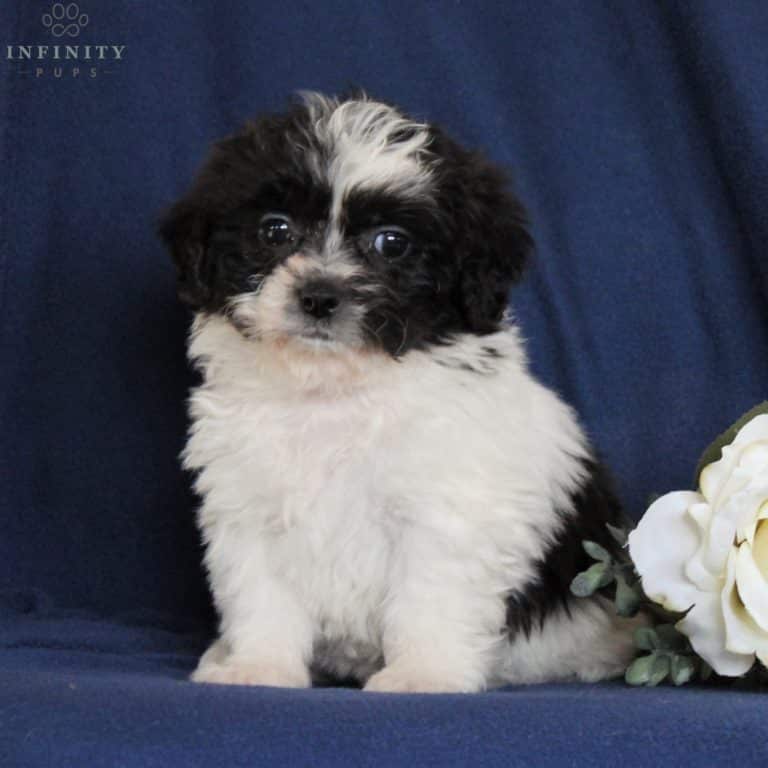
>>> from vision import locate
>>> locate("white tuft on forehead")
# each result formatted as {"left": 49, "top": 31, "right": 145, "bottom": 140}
{"left": 299, "top": 91, "right": 434, "bottom": 219}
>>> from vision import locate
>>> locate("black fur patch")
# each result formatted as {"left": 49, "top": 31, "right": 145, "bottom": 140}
{"left": 158, "top": 106, "right": 331, "bottom": 311}
{"left": 505, "top": 458, "right": 627, "bottom": 638}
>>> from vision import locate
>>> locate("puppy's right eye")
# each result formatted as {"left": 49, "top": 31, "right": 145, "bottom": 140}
{"left": 258, "top": 214, "right": 294, "bottom": 247}
{"left": 371, "top": 228, "right": 412, "bottom": 260}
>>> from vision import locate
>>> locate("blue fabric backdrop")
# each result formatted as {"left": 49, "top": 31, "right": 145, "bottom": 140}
{"left": 1, "top": 1, "right": 767, "bottom": 766}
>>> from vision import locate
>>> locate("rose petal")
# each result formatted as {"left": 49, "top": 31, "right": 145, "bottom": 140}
{"left": 704, "top": 503, "right": 740, "bottom": 572}
{"left": 687, "top": 501, "right": 711, "bottom": 532}
{"left": 696, "top": 482, "right": 768, "bottom": 580}
{"left": 699, "top": 442, "right": 750, "bottom": 508}
{"left": 721, "top": 548, "right": 768, "bottom": 658}
{"left": 700, "top": 446, "right": 739, "bottom": 505}
{"left": 685, "top": 497, "right": 733, "bottom": 592}
{"left": 699, "top": 415, "right": 768, "bottom": 506}
{"left": 710, "top": 455, "right": 756, "bottom": 514}
{"left": 629, "top": 491, "right": 705, "bottom": 612}
{"left": 732, "top": 414, "right": 768, "bottom": 447}
{"left": 737, "top": 441, "right": 768, "bottom": 474}
{"left": 677, "top": 591, "right": 755, "bottom": 676}
{"left": 753, "top": 518, "right": 768, "bottom": 580}
{"left": 738, "top": 500, "right": 768, "bottom": 548}
{"left": 685, "top": 544, "right": 723, "bottom": 594}
{"left": 735, "top": 541, "right": 768, "bottom": 632}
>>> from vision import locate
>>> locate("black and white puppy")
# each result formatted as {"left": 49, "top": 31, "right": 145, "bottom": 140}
{"left": 160, "top": 92, "right": 636, "bottom": 692}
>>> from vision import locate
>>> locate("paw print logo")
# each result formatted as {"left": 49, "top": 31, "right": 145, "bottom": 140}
{"left": 42, "top": 3, "right": 89, "bottom": 38}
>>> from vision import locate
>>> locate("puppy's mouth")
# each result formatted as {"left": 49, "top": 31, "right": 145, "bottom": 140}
{"left": 299, "top": 327, "right": 335, "bottom": 343}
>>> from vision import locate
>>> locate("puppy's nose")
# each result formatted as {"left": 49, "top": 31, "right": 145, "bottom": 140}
{"left": 299, "top": 284, "right": 341, "bottom": 320}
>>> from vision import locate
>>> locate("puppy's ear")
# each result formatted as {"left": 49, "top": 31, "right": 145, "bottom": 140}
{"left": 158, "top": 199, "right": 214, "bottom": 310}
{"left": 158, "top": 132, "right": 265, "bottom": 309}
{"left": 439, "top": 136, "right": 532, "bottom": 333}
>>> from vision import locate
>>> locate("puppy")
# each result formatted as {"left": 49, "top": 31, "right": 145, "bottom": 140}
{"left": 160, "top": 92, "right": 636, "bottom": 692}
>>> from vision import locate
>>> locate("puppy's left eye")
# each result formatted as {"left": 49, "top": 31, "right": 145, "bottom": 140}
{"left": 372, "top": 229, "right": 412, "bottom": 260}
{"left": 259, "top": 214, "right": 295, "bottom": 247}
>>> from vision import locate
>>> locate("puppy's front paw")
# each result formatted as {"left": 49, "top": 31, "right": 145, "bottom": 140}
{"left": 191, "top": 659, "right": 310, "bottom": 689}
{"left": 364, "top": 663, "right": 478, "bottom": 694}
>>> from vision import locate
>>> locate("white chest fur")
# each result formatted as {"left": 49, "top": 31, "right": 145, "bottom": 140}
{"left": 184, "top": 314, "right": 602, "bottom": 685}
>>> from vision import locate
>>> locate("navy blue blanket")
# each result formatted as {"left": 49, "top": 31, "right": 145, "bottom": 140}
{"left": 2, "top": 1, "right": 767, "bottom": 765}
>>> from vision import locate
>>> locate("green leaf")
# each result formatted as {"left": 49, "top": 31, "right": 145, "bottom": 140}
{"left": 606, "top": 523, "right": 629, "bottom": 547}
{"left": 648, "top": 654, "right": 671, "bottom": 686}
{"left": 615, "top": 574, "right": 642, "bottom": 617}
{"left": 654, "top": 624, "right": 688, "bottom": 652}
{"left": 570, "top": 562, "right": 613, "bottom": 597}
{"left": 699, "top": 660, "right": 714, "bottom": 682}
{"left": 695, "top": 402, "right": 768, "bottom": 483}
{"left": 634, "top": 627, "right": 658, "bottom": 651}
{"left": 669, "top": 655, "right": 696, "bottom": 686}
{"left": 625, "top": 654, "right": 655, "bottom": 685}
{"left": 583, "top": 540, "right": 612, "bottom": 562}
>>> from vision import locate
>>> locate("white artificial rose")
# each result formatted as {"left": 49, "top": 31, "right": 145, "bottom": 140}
{"left": 628, "top": 414, "right": 768, "bottom": 676}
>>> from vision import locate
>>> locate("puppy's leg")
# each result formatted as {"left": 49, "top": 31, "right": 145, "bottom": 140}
{"left": 192, "top": 551, "right": 313, "bottom": 688}
{"left": 364, "top": 527, "right": 506, "bottom": 694}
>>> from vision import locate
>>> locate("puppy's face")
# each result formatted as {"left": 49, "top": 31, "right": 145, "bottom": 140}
{"left": 160, "top": 93, "right": 531, "bottom": 357}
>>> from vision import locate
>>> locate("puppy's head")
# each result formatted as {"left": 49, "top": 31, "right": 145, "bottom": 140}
{"left": 159, "top": 92, "right": 531, "bottom": 357}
